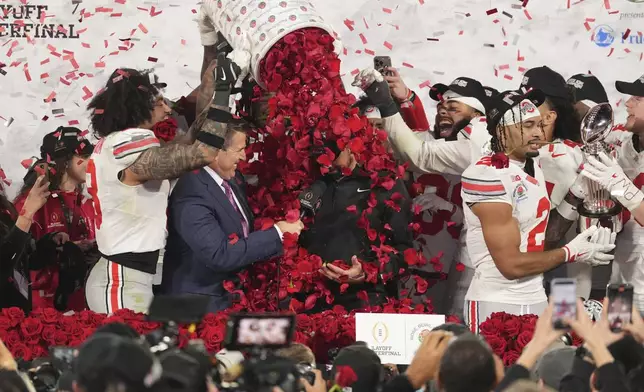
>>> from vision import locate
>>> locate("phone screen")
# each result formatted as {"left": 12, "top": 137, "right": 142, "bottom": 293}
{"left": 552, "top": 278, "right": 577, "bottom": 329}
{"left": 374, "top": 56, "right": 392, "bottom": 75}
{"left": 224, "top": 314, "right": 295, "bottom": 350}
{"left": 607, "top": 284, "right": 633, "bottom": 332}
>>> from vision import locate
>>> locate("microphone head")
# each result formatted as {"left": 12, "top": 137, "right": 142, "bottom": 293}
{"left": 298, "top": 181, "right": 327, "bottom": 215}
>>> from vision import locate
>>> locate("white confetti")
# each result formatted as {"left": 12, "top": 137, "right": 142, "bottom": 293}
{"left": 3, "top": 117, "right": 14, "bottom": 127}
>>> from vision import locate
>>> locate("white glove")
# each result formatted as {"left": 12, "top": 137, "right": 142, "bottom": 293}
{"left": 351, "top": 68, "right": 385, "bottom": 91}
{"left": 197, "top": 1, "right": 218, "bottom": 46}
{"left": 569, "top": 172, "right": 589, "bottom": 200}
{"left": 413, "top": 193, "right": 454, "bottom": 214}
{"left": 581, "top": 152, "right": 644, "bottom": 211}
{"left": 562, "top": 226, "right": 616, "bottom": 266}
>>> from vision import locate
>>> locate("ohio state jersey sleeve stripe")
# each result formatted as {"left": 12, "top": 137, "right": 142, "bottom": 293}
{"left": 113, "top": 137, "right": 160, "bottom": 159}
{"left": 462, "top": 177, "right": 505, "bottom": 196}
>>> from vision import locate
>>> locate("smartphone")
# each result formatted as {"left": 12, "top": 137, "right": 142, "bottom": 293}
{"left": 551, "top": 278, "right": 577, "bottom": 330}
{"left": 606, "top": 283, "right": 634, "bottom": 332}
{"left": 223, "top": 313, "right": 295, "bottom": 351}
{"left": 374, "top": 56, "right": 392, "bottom": 75}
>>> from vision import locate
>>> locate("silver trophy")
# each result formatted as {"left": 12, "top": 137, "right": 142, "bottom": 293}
{"left": 577, "top": 103, "right": 623, "bottom": 233}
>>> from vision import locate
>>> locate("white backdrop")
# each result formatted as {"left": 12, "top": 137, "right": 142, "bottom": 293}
{"left": 1, "top": 0, "right": 644, "bottom": 198}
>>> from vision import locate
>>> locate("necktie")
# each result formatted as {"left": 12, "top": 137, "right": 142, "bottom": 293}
{"left": 222, "top": 181, "right": 249, "bottom": 238}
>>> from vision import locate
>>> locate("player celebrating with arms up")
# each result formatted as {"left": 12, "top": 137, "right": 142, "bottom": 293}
{"left": 462, "top": 90, "right": 615, "bottom": 332}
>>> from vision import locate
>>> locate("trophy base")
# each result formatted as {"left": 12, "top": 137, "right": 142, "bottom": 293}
{"left": 577, "top": 203, "right": 623, "bottom": 234}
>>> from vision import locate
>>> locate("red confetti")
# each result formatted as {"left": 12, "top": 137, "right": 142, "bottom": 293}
{"left": 523, "top": 9, "right": 532, "bottom": 20}
{"left": 81, "top": 86, "right": 94, "bottom": 101}
{"left": 604, "top": 0, "right": 610, "bottom": 9}
{"left": 44, "top": 91, "right": 56, "bottom": 103}
{"left": 20, "top": 159, "right": 33, "bottom": 169}
{"left": 486, "top": 8, "right": 498, "bottom": 15}
{"left": 346, "top": 205, "right": 357, "bottom": 213}
{"left": 623, "top": 29, "right": 631, "bottom": 40}
{"left": 383, "top": 41, "right": 393, "bottom": 50}
{"left": 504, "top": 74, "right": 513, "bottom": 80}
{"left": 350, "top": 68, "right": 360, "bottom": 76}
{"left": 383, "top": 8, "right": 392, "bottom": 13}
{"left": 343, "top": 19, "right": 355, "bottom": 31}
{"left": 228, "top": 233, "right": 239, "bottom": 245}
{"left": 418, "top": 80, "right": 431, "bottom": 89}
{"left": 358, "top": 33, "right": 367, "bottom": 44}
{"left": 584, "top": 22, "right": 592, "bottom": 31}
{"left": 150, "top": 6, "right": 162, "bottom": 16}
{"left": 363, "top": 17, "right": 369, "bottom": 29}
{"left": 402, "top": 62, "right": 414, "bottom": 68}
{"left": 607, "top": 48, "right": 614, "bottom": 57}
{"left": 139, "top": 23, "right": 148, "bottom": 34}
{"left": 364, "top": 49, "right": 375, "bottom": 55}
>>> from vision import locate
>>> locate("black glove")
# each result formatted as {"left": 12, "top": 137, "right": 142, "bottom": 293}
{"left": 364, "top": 79, "right": 399, "bottom": 118}
{"left": 214, "top": 52, "right": 242, "bottom": 92}
{"left": 54, "top": 241, "right": 86, "bottom": 311}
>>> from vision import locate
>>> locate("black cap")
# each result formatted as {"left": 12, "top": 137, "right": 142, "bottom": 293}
{"left": 75, "top": 334, "right": 162, "bottom": 389}
{"left": 520, "top": 66, "right": 569, "bottom": 99}
{"left": 40, "top": 127, "right": 93, "bottom": 160}
{"left": 486, "top": 89, "right": 546, "bottom": 131}
{"left": 616, "top": 74, "right": 644, "bottom": 97}
{"left": 483, "top": 86, "right": 500, "bottom": 100}
{"left": 429, "top": 77, "right": 487, "bottom": 103}
{"left": 567, "top": 74, "right": 609, "bottom": 104}
{"left": 331, "top": 345, "right": 382, "bottom": 392}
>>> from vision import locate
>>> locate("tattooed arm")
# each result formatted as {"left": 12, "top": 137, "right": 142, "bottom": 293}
{"left": 196, "top": 59, "right": 218, "bottom": 118}
{"left": 121, "top": 102, "right": 230, "bottom": 185}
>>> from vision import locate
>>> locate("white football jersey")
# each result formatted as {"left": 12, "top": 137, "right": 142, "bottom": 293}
{"left": 539, "top": 140, "right": 585, "bottom": 209}
{"left": 86, "top": 128, "right": 170, "bottom": 257}
{"left": 606, "top": 130, "right": 644, "bottom": 303}
{"left": 462, "top": 155, "right": 550, "bottom": 304}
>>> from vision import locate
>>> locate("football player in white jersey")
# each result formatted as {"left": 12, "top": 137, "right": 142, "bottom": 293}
{"left": 581, "top": 75, "right": 644, "bottom": 313}
{"left": 461, "top": 89, "right": 615, "bottom": 332}
{"left": 83, "top": 51, "right": 249, "bottom": 313}
{"left": 412, "top": 77, "right": 489, "bottom": 312}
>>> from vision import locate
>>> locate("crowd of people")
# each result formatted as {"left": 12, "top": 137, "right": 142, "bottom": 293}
{"left": 2, "top": 2, "right": 644, "bottom": 391}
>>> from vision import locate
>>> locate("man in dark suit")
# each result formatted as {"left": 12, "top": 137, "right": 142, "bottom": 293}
{"left": 162, "top": 120, "right": 304, "bottom": 312}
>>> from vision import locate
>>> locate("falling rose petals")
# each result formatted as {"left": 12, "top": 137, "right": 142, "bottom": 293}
{"left": 414, "top": 276, "right": 429, "bottom": 294}
{"left": 403, "top": 248, "right": 419, "bottom": 265}
{"left": 346, "top": 205, "right": 357, "bottom": 213}
{"left": 455, "top": 263, "right": 466, "bottom": 272}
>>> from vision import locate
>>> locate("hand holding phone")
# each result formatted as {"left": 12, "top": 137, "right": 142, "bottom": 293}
{"left": 551, "top": 278, "right": 577, "bottom": 330}
{"left": 607, "top": 283, "right": 634, "bottom": 332}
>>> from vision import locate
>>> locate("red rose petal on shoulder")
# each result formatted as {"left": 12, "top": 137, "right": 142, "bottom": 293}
{"left": 228, "top": 233, "right": 239, "bottom": 245}
{"left": 455, "top": 262, "right": 466, "bottom": 272}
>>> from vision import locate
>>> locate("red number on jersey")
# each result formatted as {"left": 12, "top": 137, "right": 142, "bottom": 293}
{"left": 416, "top": 174, "right": 450, "bottom": 236}
{"left": 527, "top": 197, "right": 551, "bottom": 252}
{"left": 86, "top": 159, "right": 103, "bottom": 229}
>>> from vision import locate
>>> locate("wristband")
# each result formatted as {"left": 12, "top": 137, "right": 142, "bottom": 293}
{"left": 398, "top": 88, "right": 413, "bottom": 103}
{"left": 196, "top": 131, "right": 225, "bottom": 149}
{"left": 562, "top": 246, "right": 572, "bottom": 263}
{"left": 557, "top": 198, "right": 579, "bottom": 221}
{"left": 207, "top": 107, "right": 232, "bottom": 123}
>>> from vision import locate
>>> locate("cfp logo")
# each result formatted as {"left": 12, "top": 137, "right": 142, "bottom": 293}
{"left": 304, "top": 191, "right": 313, "bottom": 201}
{"left": 372, "top": 322, "right": 389, "bottom": 344}
{"left": 452, "top": 79, "right": 468, "bottom": 88}
{"left": 567, "top": 79, "right": 585, "bottom": 89}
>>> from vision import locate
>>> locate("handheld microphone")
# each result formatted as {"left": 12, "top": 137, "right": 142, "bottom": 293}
{"left": 298, "top": 181, "right": 327, "bottom": 219}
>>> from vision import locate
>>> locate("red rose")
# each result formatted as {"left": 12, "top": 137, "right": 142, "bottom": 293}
{"left": 503, "top": 318, "right": 522, "bottom": 336}
{"left": 30, "top": 345, "right": 48, "bottom": 359}
{"left": 501, "top": 350, "right": 521, "bottom": 366}
{"left": 10, "top": 343, "right": 33, "bottom": 361}
{"left": 200, "top": 325, "right": 225, "bottom": 353}
{"left": 20, "top": 317, "right": 43, "bottom": 338}
{"left": 479, "top": 318, "right": 503, "bottom": 336}
{"left": 2, "top": 307, "right": 25, "bottom": 327}
{"left": 483, "top": 334, "right": 507, "bottom": 357}
{"left": 571, "top": 332, "right": 584, "bottom": 347}
{"left": 76, "top": 310, "right": 106, "bottom": 326}
{"left": 491, "top": 152, "right": 509, "bottom": 169}
{"left": 0, "top": 316, "right": 13, "bottom": 330}
{"left": 334, "top": 365, "right": 358, "bottom": 387}
{"left": 42, "top": 325, "right": 57, "bottom": 345}
{"left": 514, "top": 330, "right": 534, "bottom": 351}
{"left": 152, "top": 117, "right": 178, "bottom": 142}
{"left": 2, "top": 330, "right": 21, "bottom": 349}
{"left": 39, "top": 308, "right": 60, "bottom": 324}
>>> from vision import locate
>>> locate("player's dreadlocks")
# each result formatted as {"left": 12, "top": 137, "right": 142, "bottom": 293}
{"left": 489, "top": 104, "right": 546, "bottom": 154}
{"left": 87, "top": 68, "right": 164, "bottom": 139}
